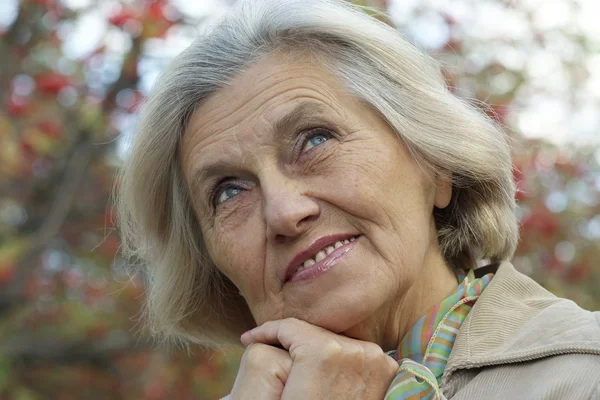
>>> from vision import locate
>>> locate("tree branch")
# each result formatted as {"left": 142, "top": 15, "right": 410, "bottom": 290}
{"left": 0, "top": 135, "right": 95, "bottom": 315}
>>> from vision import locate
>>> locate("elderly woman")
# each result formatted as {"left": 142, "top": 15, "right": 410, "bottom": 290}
{"left": 116, "top": 0, "right": 600, "bottom": 398}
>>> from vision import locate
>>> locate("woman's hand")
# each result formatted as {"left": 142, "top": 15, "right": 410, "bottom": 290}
{"left": 240, "top": 318, "right": 399, "bottom": 399}
{"left": 227, "top": 343, "right": 293, "bottom": 400}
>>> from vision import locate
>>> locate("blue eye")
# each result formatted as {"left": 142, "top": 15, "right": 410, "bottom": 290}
{"left": 216, "top": 186, "right": 243, "bottom": 205}
{"left": 302, "top": 131, "right": 331, "bottom": 153}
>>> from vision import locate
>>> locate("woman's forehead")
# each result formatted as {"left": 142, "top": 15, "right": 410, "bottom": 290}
{"left": 177, "top": 53, "right": 371, "bottom": 198}
{"left": 181, "top": 53, "right": 355, "bottom": 156}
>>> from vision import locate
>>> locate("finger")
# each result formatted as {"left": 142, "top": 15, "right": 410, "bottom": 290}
{"left": 386, "top": 354, "right": 400, "bottom": 373}
{"left": 229, "top": 343, "right": 293, "bottom": 400}
{"left": 241, "top": 318, "right": 318, "bottom": 350}
{"left": 240, "top": 343, "right": 293, "bottom": 380}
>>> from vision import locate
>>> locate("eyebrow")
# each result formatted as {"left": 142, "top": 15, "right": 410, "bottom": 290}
{"left": 273, "top": 102, "right": 329, "bottom": 136}
{"left": 190, "top": 101, "right": 331, "bottom": 197}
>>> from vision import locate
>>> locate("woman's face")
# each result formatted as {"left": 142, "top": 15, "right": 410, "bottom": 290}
{"left": 180, "top": 52, "right": 452, "bottom": 338}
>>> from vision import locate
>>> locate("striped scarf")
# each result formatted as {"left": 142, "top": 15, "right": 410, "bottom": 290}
{"left": 384, "top": 267, "right": 495, "bottom": 400}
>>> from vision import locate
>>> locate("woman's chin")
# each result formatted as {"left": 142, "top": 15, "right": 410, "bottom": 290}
{"left": 284, "top": 292, "right": 382, "bottom": 338}
{"left": 279, "top": 267, "right": 391, "bottom": 337}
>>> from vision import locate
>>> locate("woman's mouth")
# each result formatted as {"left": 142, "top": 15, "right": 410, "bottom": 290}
{"left": 286, "top": 235, "right": 361, "bottom": 283}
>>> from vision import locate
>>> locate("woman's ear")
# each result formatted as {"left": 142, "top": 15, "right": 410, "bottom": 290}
{"left": 434, "top": 176, "right": 452, "bottom": 210}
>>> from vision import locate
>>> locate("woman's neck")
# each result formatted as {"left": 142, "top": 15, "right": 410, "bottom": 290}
{"left": 340, "top": 250, "right": 459, "bottom": 352}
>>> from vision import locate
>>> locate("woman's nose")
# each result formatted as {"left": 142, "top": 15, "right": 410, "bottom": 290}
{"left": 262, "top": 177, "right": 320, "bottom": 243}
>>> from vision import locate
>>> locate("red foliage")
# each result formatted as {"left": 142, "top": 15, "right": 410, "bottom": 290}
{"left": 24, "top": 273, "right": 59, "bottom": 299}
{"left": 193, "top": 362, "right": 220, "bottom": 381}
{"left": 147, "top": 2, "right": 165, "bottom": 21}
{"left": 109, "top": 9, "right": 139, "bottom": 27}
{"left": 97, "top": 234, "right": 120, "bottom": 258}
{"left": 567, "top": 261, "right": 592, "bottom": 283}
{"left": 20, "top": 141, "right": 36, "bottom": 159}
{"left": 5, "top": 95, "right": 31, "bottom": 116}
{"left": 87, "top": 323, "right": 110, "bottom": 340}
{"left": 38, "top": 119, "right": 62, "bottom": 139}
{"left": 62, "top": 268, "right": 85, "bottom": 288}
{"left": 36, "top": 72, "right": 72, "bottom": 95}
{"left": 513, "top": 163, "right": 529, "bottom": 200}
{"left": 543, "top": 253, "right": 565, "bottom": 275}
{"left": 84, "top": 281, "right": 109, "bottom": 304}
{"left": 0, "top": 264, "right": 16, "bottom": 285}
{"left": 143, "top": 377, "right": 166, "bottom": 400}
{"left": 28, "top": 0, "right": 57, "bottom": 7}
{"left": 520, "top": 205, "right": 559, "bottom": 238}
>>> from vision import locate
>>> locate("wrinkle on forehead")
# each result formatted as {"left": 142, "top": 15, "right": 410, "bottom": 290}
{"left": 184, "top": 52, "right": 349, "bottom": 133}
{"left": 179, "top": 52, "right": 356, "bottom": 190}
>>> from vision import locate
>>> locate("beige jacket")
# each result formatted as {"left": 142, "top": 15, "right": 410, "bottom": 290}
{"left": 441, "top": 262, "right": 600, "bottom": 399}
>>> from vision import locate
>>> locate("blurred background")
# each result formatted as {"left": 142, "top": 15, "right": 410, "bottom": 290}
{"left": 0, "top": 0, "right": 599, "bottom": 398}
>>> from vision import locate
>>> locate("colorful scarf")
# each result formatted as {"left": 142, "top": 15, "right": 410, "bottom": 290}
{"left": 384, "top": 266, "right": 495, "bottom": 400}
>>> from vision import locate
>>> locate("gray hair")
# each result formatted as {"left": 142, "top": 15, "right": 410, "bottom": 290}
{"left": 116, "top": 0, "right": 518, "bottom": 347}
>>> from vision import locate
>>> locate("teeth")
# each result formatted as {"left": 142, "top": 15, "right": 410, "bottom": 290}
{"left": 295, "top": 236, "right": 359, "bottom": 274}
{"left": 315, "top": 250, "right": 327, "bottom": 262}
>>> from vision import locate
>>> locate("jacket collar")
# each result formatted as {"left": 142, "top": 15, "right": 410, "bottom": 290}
{"left": 443, "top": 261, "right": 600, "bottom": 386}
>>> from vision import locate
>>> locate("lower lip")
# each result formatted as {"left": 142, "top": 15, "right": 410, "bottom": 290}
{"left": 287, "top": 236, "right": 360, "bottom": 283}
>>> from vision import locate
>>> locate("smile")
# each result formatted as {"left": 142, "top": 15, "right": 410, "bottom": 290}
{"left": 286, "top": 235, "right": 361, "bottom": 283}
{"left": 296, "top": 237, "right": 357, "bottom": 271}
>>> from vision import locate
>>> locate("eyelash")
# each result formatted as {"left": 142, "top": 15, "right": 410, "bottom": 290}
{"left": 298, "top": 127, "right": 335, "bottom": 156}
{"left": 210, "top": 179, "right": 242, "bottom": 212}
{"left": 210, "top": 127, "right": 336, "bottom": 211}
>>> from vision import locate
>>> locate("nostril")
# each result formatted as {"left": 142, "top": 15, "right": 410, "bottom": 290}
{"left": 264, "top": 195, "right": 320, "bottom": 241}
{"left": 297, "top": 212, "right": 319, "bottom": 227}
{"left": 273, "top": 233, "right": 288, "bottom": 244}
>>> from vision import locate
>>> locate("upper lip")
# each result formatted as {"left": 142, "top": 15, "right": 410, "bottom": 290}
{"left": 283, "top": 233, "right": 359, "bottom": 282}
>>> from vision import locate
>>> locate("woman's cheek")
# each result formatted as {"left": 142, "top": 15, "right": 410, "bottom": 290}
{"left": 214, "top": 190, "right": 257, "bottom": 230}
{"left": 209, "top": 231, "right": 256, "bottom": 298}
{"left": 226, "top": 212, "right": 266, "bottom": 287}
{"left": 211, "top": 203, "right": 258, "bottom": 263}
{"left": 299, "top": 140, "right": 339, "bottom": 176}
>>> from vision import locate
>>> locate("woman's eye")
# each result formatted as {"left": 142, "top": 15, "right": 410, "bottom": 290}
{"left": 216, "top": 186, "right": 243, "bottom": 205}
{"left": 301, "top": 130, "right": 332, "bottom": 153}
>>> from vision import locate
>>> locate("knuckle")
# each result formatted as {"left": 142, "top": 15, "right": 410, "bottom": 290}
{"left": 343, "top": 343, "right": 365, "bottom": 364}
{"left": 386, "top": 355, "right": 400, "bottom": 374}
{"left": 240, "top": 343, "right": 291, "bottom": 379}
{"left": 362, "top": 342, "right": 385, "bottom": 359}
{"left": 321, "top": 340, "right": 344, "bottom": 360}
{"left": 242, "top": 343, "right": 270, "bottom": 367}
{"left": 360, "top": 343, "right": 398, "bottom": 373}
{"left": 361, "top": 342, "right": 396, "bottom": 371}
